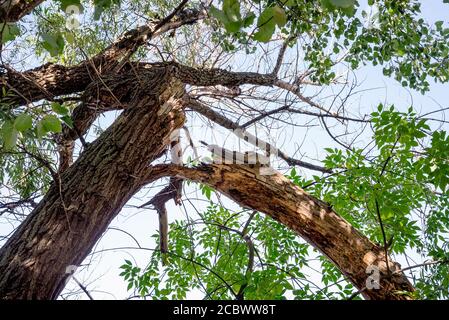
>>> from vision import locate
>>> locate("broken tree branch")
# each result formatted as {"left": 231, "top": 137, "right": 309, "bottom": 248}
{"left": 138, "top": 163, "right": 415, "bottom": 300}
{"left": 188, "top": 98, "right": 331, "bottom": 173}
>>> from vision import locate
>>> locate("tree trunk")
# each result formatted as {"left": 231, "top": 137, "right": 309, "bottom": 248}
{"left": 0, "top": 67, "right": 186, "bottom": 299}
{"left": 0, "top": 65, "right": 414, "bottom": 300}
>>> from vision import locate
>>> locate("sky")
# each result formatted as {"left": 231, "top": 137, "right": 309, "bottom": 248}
{"left": 1, "top": 0, "right": 449, "bottom": 300}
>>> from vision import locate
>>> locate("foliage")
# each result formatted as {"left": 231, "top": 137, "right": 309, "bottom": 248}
{"left": 209, "top": 0, "right": 449, "bottom": 91}
{"left": 120, "top": 203, "right": 356, "bottom": 299}
{"left": 120, "top": 104, "right": 448, "bottom": 299}
{"left": 288, "top": 104, "right": 449, "bottom": 298}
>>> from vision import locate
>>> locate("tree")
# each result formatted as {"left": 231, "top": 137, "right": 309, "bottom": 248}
{"left": 0, "top": 0, "right": 448, "bottom": 300}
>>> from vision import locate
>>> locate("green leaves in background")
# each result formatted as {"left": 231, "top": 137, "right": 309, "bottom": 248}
{"left": 93, "top": 0, "right": 120, "bottom": 20}
{"left": 210, "top": 0, "right": 255, "bottom": 33}
{"left": 1, "top": 121, "right": 18, "bottom": 150}
{"left": 51, "top": 102, "right": 69, "bottom": 115}
{"left": 119, "top": 204, "right": 328, "bottom": 299}
{"left": 328, "top": 0, "right": 356, "bottom": 9}
{"left": 56, "top": 0, "right": 82, "bottom": 10}
{"left": 14, "top": 114, "right": 33, "bottom": 133}
{"left": 0, "top": 22, "right": 20, "bottom": 44}
{"left": 36, "top": 114, "right": 62, "bottom": 139}
{"left": 320, "top": 0, "right": 357, "bottom": 15}
{"left": 200, "top": 184, "right": 213, "bottom": 200}
{"left": 0, "top": 103, "right": 71, "bottom": 147}
{"left": 41, "top": 32, "right": 65, "bottom": 57}
{"left": 291, "top": 104, "right": 448, "bottom": 274}
{"left": 210, "top": 2, "right": 288, "bottom": 43}
{"left": 41, "top": 115, "right": 62, "bottom": 134}
{"left": 51, "top": 102, "right": 73, "bottom": 128}
{"left": 416, "top": 130, "right": 449, "bottom": 192}
{"left": 1, "top": 113, "right": 32, "bottom": 150}
{"left": 209, "top": 1, "right": 449, "bottom": 92}
{"left": 1, "top": 110, "right": 67, "bottom": 149}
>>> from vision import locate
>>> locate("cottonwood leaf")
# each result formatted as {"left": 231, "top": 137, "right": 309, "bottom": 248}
{"left": 14, "top": 114, "right": 32, "bottom": 132}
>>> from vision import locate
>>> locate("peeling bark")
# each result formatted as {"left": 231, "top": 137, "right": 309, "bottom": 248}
{"left": 143, "top": 164, "right": 415, "bottom": 300}
{"left": 0, "top": 0, "right": 417, "bottom": 301}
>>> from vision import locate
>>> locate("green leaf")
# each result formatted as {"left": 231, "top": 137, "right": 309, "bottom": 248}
{"left": 211, "top": 1, "right": 244, "bottom": 33}
{"left": 272, "top": 6, "right": 287, "bottom": 27}
{"left": 1, "top": 121, "right": 18, "bottom": 150}
{"left": 223, "top": 0, "right": 241, "bottom": 22}
{"left": 41, "top": 33, "right": 65, "bottom": 57}
{"left": 93, "top": 0, "right": 119, "bottom": 20}
{"left": 201, "top": 184, "right": 212, "bottom": 200}
{"left": 14, "top": 114, "right": 33, "bottom": 132}
{"left": 224, "top": 20, "right": 243, "bottom": 33}
{"left": 65, "top": 32, "right": 75, "bottom": 44}
{"left": 291, "top": 167, "right": 297, "bottom": 178}
{"left": 210, "top": 6, "right": 229, "bottom": 26}
{"left": 41, "top": 115, "right": 62, "bottom": 133}
{"left": 60, "top": 115, "right": 74, "bottom": 129}
{"left": 243, "top": 13, "right": 256, "bottom": 28}
{"left": 0, "top": 23, "right": 20, "bottom": 44}
{"left": 254, "top": 24, "right": 276, "bottom": 42}
{"left": 330, "top": 0, "right": 356, "bottom": 8}
{"left": 256, "top": 7, "right": 275, "bottom": 28}
{"left": 254, "top": 7, "right": 276, "bottom": 43}
{"left": 51, "top": 102, "right": 69, "bottom": 115}
{"left": 36, "top": 121, "right": 47, "bottom": 140}
{"left": 57, "top": 0, "right": 82, "bottom": 11}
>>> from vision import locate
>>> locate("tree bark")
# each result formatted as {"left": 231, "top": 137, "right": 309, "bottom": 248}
{"left": 0, "top": 67, "right": 186, "bottom": 299}
{"left": 0, "top": 65, "right": 414, "bottom": 300}
{"left": 143, "top": 164, "right": 415, "bottom": 300}
{"left": 0, "top": 0, "right": 44, "bottom": 23}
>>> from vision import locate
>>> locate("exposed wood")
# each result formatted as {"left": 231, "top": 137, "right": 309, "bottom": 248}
{"left": 140, "top": 163, "right": 415, "bottom": 300}
{"left": 0, "top": 62, "right": 416, "bottom": 299}
{"left": 189, "top": 98, "right": 331, "bottom": 173}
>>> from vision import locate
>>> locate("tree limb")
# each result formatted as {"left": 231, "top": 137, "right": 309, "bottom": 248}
{"left": 188, "top": 98, "right": 331, "bottom": 173}
{"left": 139, "top": 163, "right": 415, "bottom": 300}
{"left": 0, "top": 0, "right": 44, "bottom": 23}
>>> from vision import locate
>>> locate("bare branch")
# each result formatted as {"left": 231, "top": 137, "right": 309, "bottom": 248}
{"left": 188, "top": 98, "right": 331, "bottom": 173}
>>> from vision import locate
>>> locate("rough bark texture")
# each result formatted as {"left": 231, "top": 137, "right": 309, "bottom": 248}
{"left": 0, "top": 0, "right": 43, "bottom": 22}
{"left": 1, "top": 61, "right": 276, "bottom": 108}
{"left": 0, "top": 67, "right": 186, "bottom": 299}
{"left": 0, "top": 61, "right": 416, "bottom": 300}
{"left": 149, "top": 164, "right": 415, "bottom": 300}
{"left": 0, "top": 55, "right": 416, "bottom": 299}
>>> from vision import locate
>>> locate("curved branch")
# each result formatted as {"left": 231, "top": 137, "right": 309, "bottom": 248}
{"left": 139, "top": 163, "right": 415, "bottom": 300}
